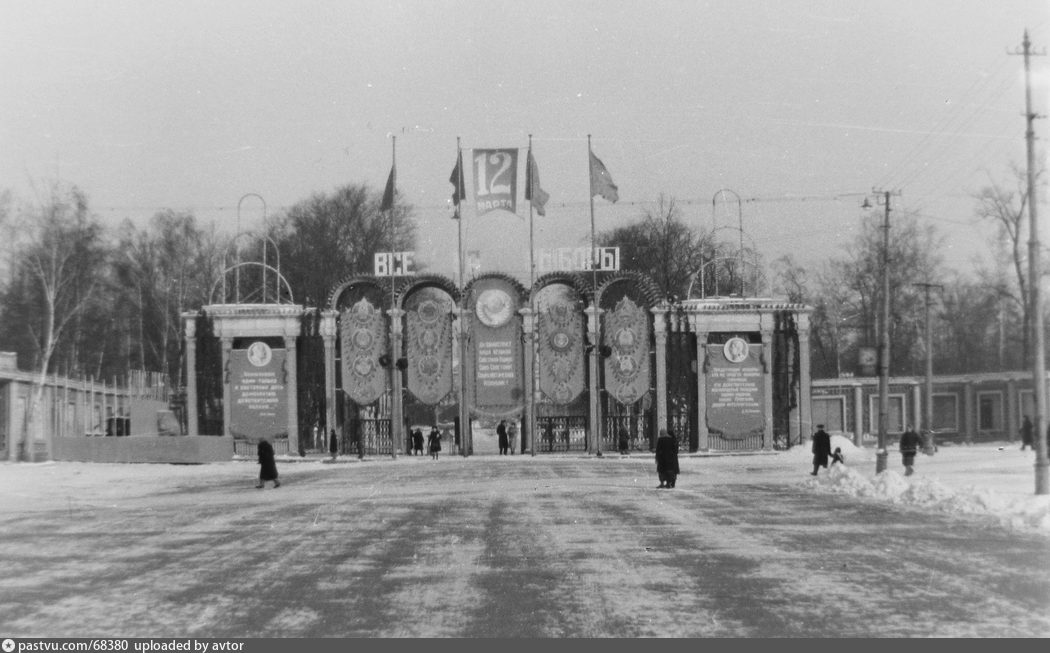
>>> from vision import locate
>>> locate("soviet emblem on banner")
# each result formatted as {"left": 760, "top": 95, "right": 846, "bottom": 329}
{"left": 406, "top": 297, "right": 453, "bottom": 405}
{"left": 603, "top": 296, "right": 651, "bottom": 405}
{"left": 340, "top": 298, "right": 388, "bottom": 405}
{"left": 538, "top": 299, "right": 585, "bottom": 405}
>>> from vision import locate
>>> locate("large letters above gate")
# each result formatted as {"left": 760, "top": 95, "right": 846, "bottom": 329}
{"left": 603, "top": 296, "right": 651, "bottom": 405}
{"left": 405, "top": 294, "right": 454, "bottom": 405}
{"left": 340, "top": 298, "right": 388, "bottom": 405}
{"left": 537, "top": 292, "right": 586, "bottom": 404}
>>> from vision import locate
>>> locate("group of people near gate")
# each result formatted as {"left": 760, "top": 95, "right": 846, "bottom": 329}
{"left": 409, "top": 426, "right": 444, "bottom": 460}
{"left": 251, "top": 417, "right": 970, "bottom": 490}
{"left": 810, "top": 423, "right": 927, "bottom": 477}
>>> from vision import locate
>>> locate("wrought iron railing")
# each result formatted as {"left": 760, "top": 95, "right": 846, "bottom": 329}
{"left": 535, "top": 415, "right": 589, "bottom": 452}
{"left": 706, "top": 431, "right": 765, "bottom": 452}
{"left": 233, "top": 437, "right": 290, "bottom": 456}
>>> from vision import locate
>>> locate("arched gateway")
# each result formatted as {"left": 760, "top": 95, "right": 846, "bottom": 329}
{"left": 183, "top": 270, "right": 812, "bottom": 455}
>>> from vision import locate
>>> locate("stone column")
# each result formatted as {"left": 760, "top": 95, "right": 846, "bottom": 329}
{"left": 1006, "top": 378, "right": 1017, "bottom": 443}
{"left": 283, "top": 335, "right": 300, "bottom": 455}
{"left": 321, "top": 310, "right": 338, "bottom": 445}
{"left": 760, "top": 325, "right": 774, "bottom": 450}
{"left": 388, "top": 308, "right": 405, "bottom": 459}
{"left": 651, "top": 303, "right": 670, "bottom": 435}
{"left": 221, "top": 336, "right": 233, "bottom": 438}
{"left": 853, "top": 385, "right": 864, "bottom": 447}
{"left": 795, "top": 314, "right": 812, "bottom": 447}
{"left": 585, "top": 305, "right": 603, "bottom": 454}
{"left": 184, "top": 316, "right": 199, "bottom": 436}
{"left": 911, "top": 383, "right": 923, "bottom": 431}
{"left": 696, "top": 329, "right": 710, "bottom": 451}
{"left": 454, "top": 306, "right": 472, "bottom": 457}
{"left": 963, "top": 381, "right": 974, "bottom": 443}
{"left": 520, "top": 307, "right": 537, "bottom": 456}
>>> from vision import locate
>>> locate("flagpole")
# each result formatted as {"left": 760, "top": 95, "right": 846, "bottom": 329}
{"left": 455, "top": 137, "right": 469, "bottom": 458}
{"left": 387, "top": 134, "right": 399, "bottom": 460}
{"left": 528, "top": 135, "right": 537, "bottom": 457}
{"left": 587, "top": 134, "right": 601, "bottom": 457}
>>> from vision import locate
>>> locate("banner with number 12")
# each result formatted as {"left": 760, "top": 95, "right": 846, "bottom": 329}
{"left": 472, "top": 148, "right": 518, "bottom": 216}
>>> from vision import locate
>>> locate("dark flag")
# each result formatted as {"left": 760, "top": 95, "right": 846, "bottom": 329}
{"left": 525, "top": 150, "right": 550, "bottom": 216}
{"left": 449, "top": 150, "right": 466, "bottom": 214}
{"left": 380, "top": 163, "right": 396, "bottom": 212}
{"left": 589, "top": 150, "right": 619, "bottom": 203}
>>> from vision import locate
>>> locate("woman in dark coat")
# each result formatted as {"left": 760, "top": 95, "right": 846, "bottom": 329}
{"left": 618, "top": 428, "right": 630, "bottom": 455}
{"left": 428, "top": 426, "right": 442, "bottom": 460}
{"left": 811, "top": 424, "right": 831, "bottom": 476}
{"left": 655, "top": 428, "right": 679, "bottom": 489}
{"left": 497, "top": 420, "right": 509, "bottom": 455}
{"left": 256, "top": 439, "right": 280, "bottom": 488}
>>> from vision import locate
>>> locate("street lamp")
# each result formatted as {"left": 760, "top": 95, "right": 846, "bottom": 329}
{"left": 866, "top": 190, "right": 898, "bottom": 474}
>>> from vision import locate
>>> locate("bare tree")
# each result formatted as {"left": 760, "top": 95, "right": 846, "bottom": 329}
{"left": 5, "top": 184, "right": 107, "bottom": 458}
{"left": 972, "top": 163, "right": 1039, "bottom": 360}
{"left": 264, "top": 183, "right": 417, "bottom": 308}
{"left": 598, "top": 195, "right": 748, "bottom": 301}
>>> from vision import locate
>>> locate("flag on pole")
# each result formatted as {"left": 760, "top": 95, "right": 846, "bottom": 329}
{"left": 589, "top": 150, "right": 619, "bottom": 203}
{"left": 525, "top": 150, "right": 550, "bottom": 216}
{"left": 449, "top": 150, "right": 466, "bottom": 212}
{"left": 380, "top": 163, "right": 396, "bottom": 212}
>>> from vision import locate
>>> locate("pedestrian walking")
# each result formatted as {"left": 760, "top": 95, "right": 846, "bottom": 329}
{"left": 811, "top": 424, "right": 831, "bottom": 476}
{"left": 618, "top": 428, "right": 630, "bottom": 455}
{"left": 412, "top": 427, "right": 424, "bottom": 456}
{"left": 256, "top": 439, "right": 281, "bottom": 489}
{"left": 900, "top": 425, "right": 921, "bottom": 476}
{"left": 329, "top": 428, "right": 338, "bottom": 460}
{"left": 497, "top": 419, "right": 509, "bottom": 455}
{"left": 508, "top": 420, "right": 519, "bottom": 455}
{"left": 655, "top": 428, "right": 679, "bottom": 489}
{"left": 1020, "top": 415, "right": 1034, "bottom": 451}
{"left": 544, "top": 422, "right": 555, "bottom": 452}
{"left": 428, "top": 425, "right": 442, "bottom": 460}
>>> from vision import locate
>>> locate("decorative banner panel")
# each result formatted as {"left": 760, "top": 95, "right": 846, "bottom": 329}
{"left": 405, "top": 295, "right": 454, "bottom": 405}
{"left": 229, "top": 343, "right": 288, "bottom": 439}
{"left": 340, "top": 298, "right": 388, "bottom": 405}
{"left": 705, "top": 339, "right": 765, "bottom": 439}
{"left": 470, "top": 279, "right": 524, "bottom": 411}
{"left": 602, "top": 296, "right": 651, "bottom": 406}
{"left": 472, "top": 148, "right": 518, "bottom": 216}
{"left": 537, "top": 294, "right": 586, "bottom": 404}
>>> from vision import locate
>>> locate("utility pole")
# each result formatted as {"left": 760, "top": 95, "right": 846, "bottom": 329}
{"left": 869, "top": 189, "right": 900, "bottom": 474}
{"left": 913, "top": 282, "right": 943, "bottom": 445}
{"left": 1013, "top": 30, "right": 1049, "bottom": 494}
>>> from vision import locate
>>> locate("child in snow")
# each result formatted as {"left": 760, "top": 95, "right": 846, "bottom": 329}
{"left": 831, "top": 447, "right": 845, "bottom": 466}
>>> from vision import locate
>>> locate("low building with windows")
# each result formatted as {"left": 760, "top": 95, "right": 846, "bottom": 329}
{"left": 811, "top": 370, "right": 1045, "bottom": 446}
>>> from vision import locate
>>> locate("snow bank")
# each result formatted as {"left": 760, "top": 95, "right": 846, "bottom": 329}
{"left": 799, "top": 443, "right": 1050, "bottom": 535}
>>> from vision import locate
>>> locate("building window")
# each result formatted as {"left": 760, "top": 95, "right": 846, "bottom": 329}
{"left": 931, "top": 393, "right": 959, "bottom": 432}
{"left": 977, "top": 392, "right": 1003, "bottom": 432}
{"left": 812, "top": 396, "right": 846, "bottom": 433}
{"left": 868, "top": 393, "right": 906, "bottom": 434}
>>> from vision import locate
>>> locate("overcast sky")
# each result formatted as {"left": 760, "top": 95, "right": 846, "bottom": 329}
{"left": 3, "top": 1, "right": 1049, "bottom": 289}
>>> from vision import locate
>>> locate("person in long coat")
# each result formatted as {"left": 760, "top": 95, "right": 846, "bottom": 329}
{"left": 428, "top": 426, "right": 442, "bottom": 460}
{"left": 618, "top": 428, "right": 630, "bottom": 455}
{"left": 1020, "top": 415, "right": 1034, "bottom": 451}
{"left": 497, "top": 420, "right": 509, "bottom": 455}
{"left": 256, "top": 439, "right": 280, "bottom": 488}
{"left": 655, "top": 428, "right": 679, "bottom": 489}
{"left": 811, "top": 424, "right": 831, "bottom": 476}
{"left": 899, "top": 425, "right": 921, "bottom": 476}
{"left": 412, "top": 428, "right": 425, "bottom": 456}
